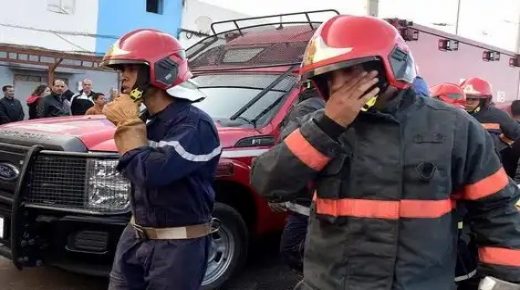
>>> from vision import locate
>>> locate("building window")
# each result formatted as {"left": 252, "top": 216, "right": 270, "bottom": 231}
{"left": 47, "top": 0, "right": 75, "bottom": 15}
{"left": 146, "top": 0, "right": 163, "bottom": 14}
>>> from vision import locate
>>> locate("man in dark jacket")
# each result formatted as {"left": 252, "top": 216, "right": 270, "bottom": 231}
{"left": 251, "top": 15, "right": 520, "bottom": 290}
{"left": 70, "top": 79, "right": 95, "bottom": 115}
{"left": 102, "top": 29, "right": 220, "bottom": 290}
{"left": 462, "top": 77, "right": 520, "bottom": 173}
{"left": 0, "top": 85, "right": 24, "bottom": 124}
{"left": 37, "top": 79, "right": 71, "bottom": 117}
{"left": 508, "top": 101, "right": 520, "bottom": 184}
{"left": 273, "top": 86, "right": 325, "bottom": 273}
{"left": 511, "top": 100, "right": 520, "bottom": 122}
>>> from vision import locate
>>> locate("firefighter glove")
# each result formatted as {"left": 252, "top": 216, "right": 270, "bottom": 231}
{"left": 103, "top": 94, "right": 147, "bottom": 155}
{"left": 103, "top": 94, "right": 140, "bottom": 126}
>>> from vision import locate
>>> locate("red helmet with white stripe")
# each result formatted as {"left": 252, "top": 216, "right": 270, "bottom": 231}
{"left": 101, "top": 29, "right": 205, "bottom": 102}
{"left": 430, "top": 83, "right": 466, "bottom": 109}
{"left": 460, "top": 77, "right": 492, "bottom": 99}
{"left": 300, "top": 15, "right": 416, "bottom": 99}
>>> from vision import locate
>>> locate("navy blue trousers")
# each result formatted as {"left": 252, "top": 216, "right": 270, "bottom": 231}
{"left": 280, "top": 212, "right": 309, "bottom": 272}
{"left": 108, "top": 225, "right": 210, "bottom": 290}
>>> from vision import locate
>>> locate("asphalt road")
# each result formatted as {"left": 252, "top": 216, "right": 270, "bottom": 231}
{"left": 0, "top": 236, "right": 301, "bottom": 290}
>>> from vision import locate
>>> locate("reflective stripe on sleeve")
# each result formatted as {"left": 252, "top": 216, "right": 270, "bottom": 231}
{"left": 149, "top": 140, "right": 221, "bottom": 162}
{"left": 479, "top": 247, "right": 520, "bottom": 267}
{"left": 464, "top": 167, "right": 509, "bottom": 200}
{"left": 284, "top": 129, "right": 330, "bottom": 171}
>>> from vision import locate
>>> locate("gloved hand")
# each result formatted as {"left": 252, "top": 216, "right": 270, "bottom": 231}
{"left": 103, "top": 94, "right": 140, "bottom": 126}
{"left": 103, "top": 94, "right": 147, "bottom": 155}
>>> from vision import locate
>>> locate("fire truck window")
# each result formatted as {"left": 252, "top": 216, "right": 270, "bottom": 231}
{"left": 193, "top": 74, "right": 295, "bottom": 127}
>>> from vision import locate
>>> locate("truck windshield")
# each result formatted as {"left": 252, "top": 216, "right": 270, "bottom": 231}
{"left": 192, "top": 74, "right": 296, "bottom": 127}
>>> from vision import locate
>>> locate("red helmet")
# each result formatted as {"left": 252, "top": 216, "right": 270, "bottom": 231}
{"left": 101, "top": 29, "right": 205, "bottom": 102}
{"left": 430, "top": 83, "right": 466, "bottom": 109}
{"left": 460, "top": 77, "right": 492, "bottom": 99}
{"left": 300, "top": 15, "right": 416, "bottom": 98}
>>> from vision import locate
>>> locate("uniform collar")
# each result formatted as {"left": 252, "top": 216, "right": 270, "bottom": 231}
{"left": 149, "top": 100, "right": 190, "bottom": 123}
{"left": 381, "top": 88, "right": 416, "bottom": 114}
{"left": 364, "top": 88, "right": 416, "bottom": 118}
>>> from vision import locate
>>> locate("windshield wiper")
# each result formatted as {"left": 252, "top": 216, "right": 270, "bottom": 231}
{"left": 252, "top": 94, "right": 286, "bottom": 124}
{"left": 229, "top": 64, "right": 297, "bottom": 123}
{"left": 234, "top": 116, "right": 256, "bottom": 127}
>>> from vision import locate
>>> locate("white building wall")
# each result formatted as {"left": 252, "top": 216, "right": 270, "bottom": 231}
{"left": 372, "top": 0, "right": 520, "bottom": 53}
{"left": 0, "top": 0, "right": 99, "bottom": 53}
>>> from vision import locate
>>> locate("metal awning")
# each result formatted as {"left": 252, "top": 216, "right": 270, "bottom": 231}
{"left": 0, "top": 43, "right": 107, "bottom": 83}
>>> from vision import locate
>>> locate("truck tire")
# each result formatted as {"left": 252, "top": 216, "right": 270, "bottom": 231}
{"left": 202, "top": 203, "right": 248, "bottom": 289}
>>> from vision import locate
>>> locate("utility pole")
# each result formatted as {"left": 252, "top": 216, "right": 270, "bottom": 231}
{"left": 516, "top": 13, "right": 520, "bottom": 53}
{"left": 367, "top": 0, "right": 379, "bottom": 17}
{"left": 455, "top": 0, "right": 461, "bottom": 35}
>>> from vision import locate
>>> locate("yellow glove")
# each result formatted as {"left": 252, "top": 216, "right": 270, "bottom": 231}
{"left": 113, "top": 119, "right": 147, "bottom": 155}
{"left": 103, "top": 94, "right": 140, "bottom": 126}
{"left": 103, "top": 94, "right": 147, "bottom": 155}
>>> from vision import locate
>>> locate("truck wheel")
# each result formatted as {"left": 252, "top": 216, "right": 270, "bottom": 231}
{"left": 202, "top": 203, "right": 248, "bottom": 290}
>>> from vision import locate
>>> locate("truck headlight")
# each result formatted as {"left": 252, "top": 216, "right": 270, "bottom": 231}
{"left": 86, "top": 159, "right": 131, "bottom": 212}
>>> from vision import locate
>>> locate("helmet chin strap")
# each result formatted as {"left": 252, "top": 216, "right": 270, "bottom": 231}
{"left": 362, "top": 82, "right": 389, "bottom": 112}
{"left": 129, "top": 65, "right": 152, "bottom": 103}
{"left": 467, "top": 106, "right": 480, "bottom": 114}
{"left": 467, "top": 101, "right": 484, "bottom": 114}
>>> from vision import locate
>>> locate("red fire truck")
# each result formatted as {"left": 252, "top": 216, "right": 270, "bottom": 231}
{"left": 0, "top": 10, "right": 517, "bottom": 289}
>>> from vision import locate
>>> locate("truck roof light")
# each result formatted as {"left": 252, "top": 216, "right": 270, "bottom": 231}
{"left": 400, "top": 27, "right": 419, "bottom": 41}
{"left": 483, "top": 50, "right": 500, "bottom": 62}
{"left": 438, "top": 39, "right": 459, "bottom": 51}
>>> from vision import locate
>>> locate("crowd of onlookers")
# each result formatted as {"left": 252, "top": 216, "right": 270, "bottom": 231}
{"left": 0, "top": 78, "right": 117, "bottom": 124}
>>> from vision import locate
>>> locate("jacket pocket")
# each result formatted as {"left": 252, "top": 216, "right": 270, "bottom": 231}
{"left": 405, "top": 132, "right": 452, "bottom": 197}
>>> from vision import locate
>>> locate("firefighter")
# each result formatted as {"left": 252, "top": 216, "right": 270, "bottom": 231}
{"left": 462, "top": 77, "right": 520, "bottom": 176}
{"left": 511, "top": 100, "right": 520, "bottom": 122}
{"left": 504, "top": 101, "right": 520, "bottom": 182}
{"left": 101, "top": 29, "right": 221, "bottom": 290}
{"left": 430, "top": 82, "right": 466, "bottom": 109}
{"left": 251, "top": 15, "right": 520, "bottom": 290}
{"left": 510, "top": 101, "right": 520, "bottom": 184}
{"left": 270, "top": 84, "right": 325, "bottom": 273}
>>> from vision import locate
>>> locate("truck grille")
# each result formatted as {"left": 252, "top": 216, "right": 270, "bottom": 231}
{"left": 27, "top": 155, "right": 87, "bottom": 208}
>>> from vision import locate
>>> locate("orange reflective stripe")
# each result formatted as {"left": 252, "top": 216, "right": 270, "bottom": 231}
{"left": 482, "top": 123, "right": 500, "bottom": 130}
{"left": 464, "top": 167, "right": 509, "bottom": 200}
{"left": 285, "top": 129, "right": 330, "bottom": 171}
{"left": 316, "top": 198, "right": 399, "bottom": 219}
{"left": 479, "top": 247, "right": 520, "bottom": 267}
{"left": 315, "top": 197, "right": 454, "bottom": 219}
{"left": 400, "top": 199, "right": 456, "bottom": 218}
